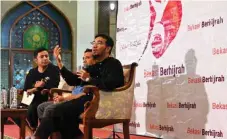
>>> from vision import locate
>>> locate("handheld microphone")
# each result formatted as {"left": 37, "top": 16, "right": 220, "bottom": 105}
{"left": 77, "top": 65, "right": 88, "bottom": 71}
{"left": 82, "top": 65, "right": 88, "bottom": 70}
{"left": 40, "top": 77, "right": 50, "bottom": 95}
{"left": 43, "top": 77, "right": 50, "bottom": 83}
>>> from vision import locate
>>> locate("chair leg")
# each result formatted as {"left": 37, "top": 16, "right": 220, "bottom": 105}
{"left": 84, "top": 123, "right": 92, "bottom": 139}
{"left": 123, "top": 121, "right": 130, "bottom": 139}
{"left": 113, "top": 130, "right": 115, "bottom": 139}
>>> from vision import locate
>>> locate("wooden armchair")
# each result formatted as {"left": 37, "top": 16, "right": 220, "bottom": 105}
{"left": 50, "top": 62, "right": 138, "bottom": 139}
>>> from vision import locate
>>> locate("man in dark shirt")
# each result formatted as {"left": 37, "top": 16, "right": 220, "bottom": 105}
{"left": 37, "top": 48, "right": 95, "bottom": 120}
{"left": 23, "top": 47, "right": 60, "bottom": 129}
{"left": 33, "top": 34, "right": 124, "bottom": 139}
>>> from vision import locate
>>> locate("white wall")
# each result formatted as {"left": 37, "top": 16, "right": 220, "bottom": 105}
{"left": 76, "top": 1, "right": 97, "bottom": 69}
{"left": 51, "top": 1, "right": 77, "bottom": 70}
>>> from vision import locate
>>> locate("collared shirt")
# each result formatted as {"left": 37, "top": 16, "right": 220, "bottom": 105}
{"left": 72, "top": 86, "right": 84, "bottom": 95}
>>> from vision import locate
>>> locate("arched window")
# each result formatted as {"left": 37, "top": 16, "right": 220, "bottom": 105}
{"left": 1, "top": 1, "right": 73, "bottom": 89}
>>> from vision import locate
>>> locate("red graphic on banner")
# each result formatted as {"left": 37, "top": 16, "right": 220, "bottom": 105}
{"left": 140, "top": 0, "right": 182, "bottom": 60}
{"left": 213, "top": 47, "right": 227, "bottom": 55}
{"left": 212, "top": 102, "right": 227, "bottom": 110}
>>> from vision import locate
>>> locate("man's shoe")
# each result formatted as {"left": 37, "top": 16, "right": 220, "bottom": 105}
{"left": 26, "top": 125, "right": 35, "bottom": 136}
{"left": 25, "top": 136, "right": 39, "bottom": 139}
{"left": 25, "top": 119, "right": 36, "bottom": 133}
{"left": 25, "top": 136, "right": 31, "bottom": 139}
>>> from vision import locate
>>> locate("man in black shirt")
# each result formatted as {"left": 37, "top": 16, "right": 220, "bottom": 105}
{"left": 36, "top": 48, "right": 95, "bottom": 120}
{"left": 33, "top": 34, "right": 124, "bottom": 139}
{"left": 23, "top": 47, "right": 60, "bottom": 129}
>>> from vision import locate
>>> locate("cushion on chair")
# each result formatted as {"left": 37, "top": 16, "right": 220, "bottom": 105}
{"left": 95, "top": 84, "right": 135, "bottom": 119}
{"left": 95, "top": 67, "right": 136, "bottom": 119}
{"left": 58, "top": 76, "right": 74, "bottom": 91}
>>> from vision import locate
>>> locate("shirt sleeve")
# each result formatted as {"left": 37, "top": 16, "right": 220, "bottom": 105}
{"left": 89, "top": 59, "right": 124, "bottom": 91}
{"left": 60, "top": 66, "right": 82, "bottom": 86}
{"left": 23, "top": 69, "right": 34, "bottom": 91}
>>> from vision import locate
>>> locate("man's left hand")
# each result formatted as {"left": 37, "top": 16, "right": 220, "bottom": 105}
{"left": 76, "top": 70, "right": 90, "bottom": 81}
{"left": 53, "top": 95, "right": 64, "bottom": 103}
{"left": 41, "top": 89, "right": 49, "bottom": 95}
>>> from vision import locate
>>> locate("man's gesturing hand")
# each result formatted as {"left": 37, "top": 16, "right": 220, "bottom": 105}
{"left": 76, "top": 69, "right": 90, "bottom": 82}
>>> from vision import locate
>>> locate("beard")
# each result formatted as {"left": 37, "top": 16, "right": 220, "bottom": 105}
{"left": 92, "top": 54, "right": 100, "bottom": 60}
{"left": 92, "top": 47, "right": 109, "bottom": 60}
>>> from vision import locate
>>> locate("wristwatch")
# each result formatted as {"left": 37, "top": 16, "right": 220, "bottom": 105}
{"left": 85, "top": 77, "right": 90, "bottom": 82}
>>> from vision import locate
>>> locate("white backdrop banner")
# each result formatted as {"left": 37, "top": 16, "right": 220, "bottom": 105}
{"left": 115, "top": 1, "right": 227, "bottom": 139}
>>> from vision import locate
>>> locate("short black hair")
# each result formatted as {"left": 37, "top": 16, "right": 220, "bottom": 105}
{"left": 95, "top": 34, "right": 114, "bottom": 54}
{"left": 84, "top": 48, "right": 92, "bottom": 53}
{"left": 34, "top": 47, "right": 48, "bottom": 58}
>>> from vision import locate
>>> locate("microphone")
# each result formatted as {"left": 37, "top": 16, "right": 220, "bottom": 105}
{"left": 82, "top": 65, "right": 88, "bottom": 70}
{"left": 40, "top": 77, "right": 50, "bottom": 95}
{"left": 77, "top": 65, "right": 88, "bottom": 71}
{"left": 42, "top": 77, "right": 50, "bottom": 83}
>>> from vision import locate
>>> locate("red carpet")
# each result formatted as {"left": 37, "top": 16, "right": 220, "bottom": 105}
{"left": 3, "top": 124, "right": 154, "bottom": 139}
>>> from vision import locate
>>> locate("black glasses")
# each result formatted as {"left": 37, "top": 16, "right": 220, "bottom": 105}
{"left": 90, "top": 41, "right": 105, "bottom": 46}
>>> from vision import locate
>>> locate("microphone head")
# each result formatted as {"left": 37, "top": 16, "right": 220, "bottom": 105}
{"left": 83, "top": 65, "right": 88, "bottom": 70}
{"left": 44, "top": 77, "right": 50, "bottom": 82}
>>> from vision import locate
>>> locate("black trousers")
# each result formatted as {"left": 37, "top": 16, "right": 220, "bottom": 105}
{"left": 27, "top": 100, "right": 45, "bottom": 128}
{"left": 35, "top": 94, "right": 93, "bottom": 139}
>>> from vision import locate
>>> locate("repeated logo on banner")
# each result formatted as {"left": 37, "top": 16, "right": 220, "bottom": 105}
{"left": 116, "top": 1, "right": 227, "bottom": 139}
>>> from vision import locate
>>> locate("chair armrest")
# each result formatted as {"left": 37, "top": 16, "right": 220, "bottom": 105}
{"left": 49, "top": 88, "right": 72, "bottom": 100}
{"left": 113, "top": 85, "right": 129, "bottom": 92}
{"left": 83, "top": 85, "right": 99, "bottom": 95}
{"left": 50, "top": 88, "right": 72, "bottom": 95}
{"left": 82, "top": 85, "right": 100, "bottom": 120}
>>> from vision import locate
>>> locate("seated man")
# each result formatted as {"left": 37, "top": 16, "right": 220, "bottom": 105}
{"left": 37, "top": 48, "right": 95, "bottom": 120}
{"left": 33, "top": 34, "right": 124, "bottom": 139}
{"left": 71, "top": 48, "right": 95, "bottom": 95}
{"left": 23, "top": 47, "right": 60, "bottom": 129}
